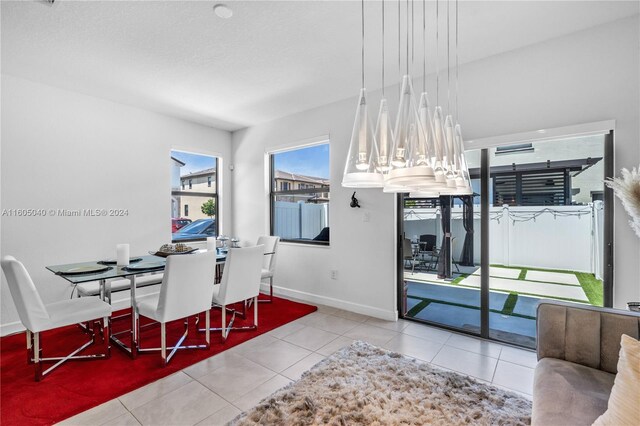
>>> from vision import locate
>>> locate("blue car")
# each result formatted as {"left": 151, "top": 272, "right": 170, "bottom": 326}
{"left": 171, "top": 218, "right": 216, "bottom": 242}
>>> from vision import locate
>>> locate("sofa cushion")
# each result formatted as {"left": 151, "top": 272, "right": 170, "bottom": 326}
{"left": 532, "top": 358, "right": 615, "bottom": 426}
{"left": 593, "top": 335, "right": 640, "bottom": 425}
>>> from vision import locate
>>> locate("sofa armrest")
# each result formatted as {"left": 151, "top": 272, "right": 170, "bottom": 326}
{"left": 536, "top": 300, "right": 640, "bottom": 374}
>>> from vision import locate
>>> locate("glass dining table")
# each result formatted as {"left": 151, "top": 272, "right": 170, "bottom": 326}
{"left": 46, "top": 250, "right": 228, "bottom": 358}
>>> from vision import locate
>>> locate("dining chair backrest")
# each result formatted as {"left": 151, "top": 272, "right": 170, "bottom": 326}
{"left": 256, "top": 236, "right": 279, "bottom": 273}
{"left": 419, "top": 234, "right": 437, "bottom": 252}
{"left": 217, "top": 245, "right": 264, "bottom": 306}
{"left": 155, "top": 251, "right": 217, "bottom": 323}
{"left": 1, "top": 256, "right": 50, "bottom": 332}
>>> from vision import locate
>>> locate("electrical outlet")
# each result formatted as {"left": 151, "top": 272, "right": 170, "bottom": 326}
{"left": 363, "top": 212, "right": 370, "bottom": 222}
{"left": 330, "top": 270, "right": 338, "bottom": 280}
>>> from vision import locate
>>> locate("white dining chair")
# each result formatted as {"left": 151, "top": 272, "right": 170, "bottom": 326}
{"left": 1, "top": 256, "right": 112, "bottom": 381}
{"left": 256, "top": 236, "right": 279, "bottom": 303}
{"left": 135, "top": 251, "right": 217, "bottom": 366}
{"left": 208, "top": 245, "right": 263, "bottom": 341}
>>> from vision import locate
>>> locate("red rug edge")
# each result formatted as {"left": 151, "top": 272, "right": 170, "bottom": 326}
{"left": 0, "top": 297, "right": 317, "bottom": 426}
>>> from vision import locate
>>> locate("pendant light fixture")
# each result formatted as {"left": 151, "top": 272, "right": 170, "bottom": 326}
{"left": 343, "top": 0, "right": 471, "bottom": 196}
{"left": 375, "top": 0, "right": 394, "bottom": 174}
{"left": 384, "top": 0, "right": 438, "bottom": 193}
{"left": 342, "top": 0, "right": 384, "bottom": 188}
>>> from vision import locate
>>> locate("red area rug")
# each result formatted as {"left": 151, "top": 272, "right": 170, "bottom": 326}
{"left": 0, "top": 296, "right": 316, "bottom": 426}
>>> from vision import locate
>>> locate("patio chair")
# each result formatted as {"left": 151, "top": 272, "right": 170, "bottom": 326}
{"left": 417, "top": 234, "right": 439, "bottom": 271}
{"left": 403, "top": 238, "right": 416, "bottom": 270}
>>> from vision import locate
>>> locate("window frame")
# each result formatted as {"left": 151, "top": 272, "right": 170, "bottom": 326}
{"left": 269, "top": 144, "right": 330, "bottom": 246}
{"left": 171, "top": 151, "right": 219, "bottom": 243}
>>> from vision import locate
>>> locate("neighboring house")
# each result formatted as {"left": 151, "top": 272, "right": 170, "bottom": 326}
{"left": 274, "top": 170, "right": 330, "bottom": 203}
{"left": 172, "top": 166, "right": 217, "bottom": 221}
{"left": 170, "top": 156, "right": 186, "bottom": 219}
{"left": 465, "top": 135, "right": 604, "bottom": 206}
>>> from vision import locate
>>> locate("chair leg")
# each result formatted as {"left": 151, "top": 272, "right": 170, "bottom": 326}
{"left": 34, "top": 332, "right": 42, "bottom": 382}
{"left": 254, "top": 296, "right": 258, "bottom": 327}
{"left": 258, "top": 277, "right": 273, "bottom": 303}
{"left": 160, "top": 323, "right": 167, "bottom": 367}
{"left": 103, "top": 317, "right": 111, "bottom": 359}
{"left": 26, "top": 329, "right": 33, "bottom": 365}
{"left": 221, "top": 306, "right": 227, "bottom": 341}
{"left": 205, "top": 310, "right": 210, "bottom": 348}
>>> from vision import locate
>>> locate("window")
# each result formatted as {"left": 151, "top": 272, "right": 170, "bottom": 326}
{"left": 270, "top": 142, "right": 330, "bottom": 244}
{"left": 170, "top": 150, "right": 218, "bottom": 242}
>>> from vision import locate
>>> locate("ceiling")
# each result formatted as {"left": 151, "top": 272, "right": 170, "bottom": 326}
{"left": 2, "top": 1, "right": 638, "bottom": 132}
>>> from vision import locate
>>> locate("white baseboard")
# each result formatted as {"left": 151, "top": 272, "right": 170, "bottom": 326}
{"left": 1, "top": 285, "right": 398, "bottom": 336}
{"left": 1, "top": 321, "right": 25, "bottom": 337}
{"left": 261, "top": 283, "right": 398, "bottom": 321}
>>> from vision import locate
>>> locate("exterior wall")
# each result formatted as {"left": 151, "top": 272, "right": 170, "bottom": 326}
{"left": 181, "top": 173, "right": 217, "bottom": 193}
{"left": 179, "top": 195, "right": 216, "bottom": 221}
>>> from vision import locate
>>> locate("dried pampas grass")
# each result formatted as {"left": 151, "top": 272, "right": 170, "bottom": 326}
{"left": 606, "top": 165, "right": 640, "bottom": 238}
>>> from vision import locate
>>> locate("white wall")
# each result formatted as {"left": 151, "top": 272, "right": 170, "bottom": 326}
{"left": 232, "top": 15, "right": 639, "bottom": 316}
{"left": 0, "top": 75, "right": 232, "bottom": 335}
{"left": 232, "top": 109, "right": 398, "bottom": 320}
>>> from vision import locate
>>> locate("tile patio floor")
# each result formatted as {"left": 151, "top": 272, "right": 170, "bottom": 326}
{"left": 58, "top": 301, "right": 536, "bottom": 426}
{"left": 406, "top": 266, "right": 589, "bottom": 302}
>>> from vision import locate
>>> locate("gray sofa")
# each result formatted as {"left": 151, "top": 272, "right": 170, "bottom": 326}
{"left": 532, "top": 300, "right": 640, "bottom": 425}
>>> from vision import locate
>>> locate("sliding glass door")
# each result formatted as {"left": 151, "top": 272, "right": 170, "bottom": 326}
{"left": 399, "top": 132, "right": 613, "bottom": 349}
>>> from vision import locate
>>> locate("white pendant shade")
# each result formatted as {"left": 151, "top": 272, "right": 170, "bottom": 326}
{"left": 431, "top": 106, "right": 451, "bottom": 179}
{"left": 418, "top": 92, "right": 450, "bottom": 191}
{"left": 385, "top": 76, "right": 439, "bottom": 192}
{"left": 375, "top": 98, "right": 395, "bottom": 173}
{"left": 454, "top": 123, "right": 473, "bottom": 194}
{"left": 342, "top": 88, "right": 384, "bottom": 188}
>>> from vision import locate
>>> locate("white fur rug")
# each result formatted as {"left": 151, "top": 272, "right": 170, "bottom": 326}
{"left": 232, "top": 341, "right": 532, "bottom": 425}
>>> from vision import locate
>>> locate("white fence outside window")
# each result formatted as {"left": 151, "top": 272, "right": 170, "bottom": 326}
{"left": 274, "top": 201, "right": 328, "bottom": 240}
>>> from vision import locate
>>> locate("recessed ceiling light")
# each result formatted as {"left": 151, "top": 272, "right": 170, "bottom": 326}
{"left": 213, "top": 4, "right": 233, "bottom": 19}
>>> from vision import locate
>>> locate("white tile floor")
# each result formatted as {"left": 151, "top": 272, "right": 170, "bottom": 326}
{"left": 59, "top": 301, "right": 536, "bottom": 426}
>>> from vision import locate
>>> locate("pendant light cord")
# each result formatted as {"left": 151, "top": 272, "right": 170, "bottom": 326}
{"left": 435, "top": 0, "right": 439, "bottom": 106}
{"left": 361, "top": 0, "right": 365, "bottom": 89}
{"left": 422, "top": 0, "right": 426, "bottom": 93}
{"left": 447, "top": 0, "right": 450, "bottom": 114}
{"left": 456, "top": 0, "right": 459, "bottom": 121}
{"left": 382, "top": 0, "right": 385, "bottom": 97}
{"left": 398, "top": 0, "right": 401, "bottom": 83}
{"left": 411, "top": 0, "right": 414, "bottom": 74}
{"left": 406, "top": 0, "right": 409, "bottom": 75}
